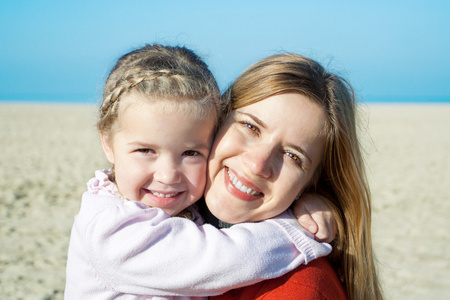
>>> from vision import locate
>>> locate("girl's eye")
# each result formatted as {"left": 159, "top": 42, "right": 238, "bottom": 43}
{"left": 286, "top": 152, "right": 302, "bottom": 166}
{"left": 138, "top": 148, "right": 155, "bottom": 154}
{"left": 183, "top": 150, "right": 199, "bottom": 157}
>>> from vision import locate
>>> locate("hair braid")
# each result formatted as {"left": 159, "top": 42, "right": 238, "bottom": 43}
{"left": 97, "top": 44, "right": 220, "bottom": 138}
{"left": 101, "top": 69, "right": 175, "bottom": 117}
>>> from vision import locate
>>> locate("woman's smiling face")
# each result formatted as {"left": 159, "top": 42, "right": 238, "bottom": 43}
{"left": 205, "top": 93, "right": 327, "bottom": 223}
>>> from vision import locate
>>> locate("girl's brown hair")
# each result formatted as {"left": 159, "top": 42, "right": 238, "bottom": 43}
{"left": 98, "top": 44, "right": 221, "bottom": 140}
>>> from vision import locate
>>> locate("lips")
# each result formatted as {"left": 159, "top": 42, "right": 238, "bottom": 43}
{"left": 227, "top": 169, "right": 262, "bottom": 196}
{"left": 224, "top": 168, "right": 263, "bottom": 202}
{"left": 142, "top": 189, "right": 184, "bottom": 210}
{"left": 142, "top": 188, "right": 183, "bottom": 201}
{"left": 149, "top": 191, "right": 180, "bottom": 198}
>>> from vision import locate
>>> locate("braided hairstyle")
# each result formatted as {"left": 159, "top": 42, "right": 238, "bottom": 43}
{"left": 97, "top": 44, "right": 221, "bottom": 140}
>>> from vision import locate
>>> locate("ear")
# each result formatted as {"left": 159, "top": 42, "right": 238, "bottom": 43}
{"left": 100, "top": 132, "right": 115, "bottom": 164}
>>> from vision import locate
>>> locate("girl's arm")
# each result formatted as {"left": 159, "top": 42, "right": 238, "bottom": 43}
{"left": 75, "top": 193, "right": 331, "bottom": 297}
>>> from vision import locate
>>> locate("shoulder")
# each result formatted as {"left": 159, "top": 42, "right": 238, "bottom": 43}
{"left": 259, "top": 257, "right": 347, "bottom": 300}
{"left": 213, "top": 257, "right": 347, "bottom": 300}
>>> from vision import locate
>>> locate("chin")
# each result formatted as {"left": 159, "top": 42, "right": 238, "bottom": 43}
{"left": 205, "top": 201, "right": 232, "bottom": 223}
{"left": 215, "top": 209, "right": 250, "bottom": 224}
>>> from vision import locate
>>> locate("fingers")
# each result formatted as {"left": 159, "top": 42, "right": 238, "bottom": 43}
{"left": 312, "top": 210, "right": 336, "bottom": 243}
{"left": 292, "top": 195, "right": 318, "bottom": 235}
{"left": 292, "top": 193, "right": 337, "bottom": 243}
{"left": 297, "top": 212, "right": 318, "bottom": 235}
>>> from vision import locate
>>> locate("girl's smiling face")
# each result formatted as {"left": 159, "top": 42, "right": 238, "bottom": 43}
{"left": 101, "top": 93, "right": 216, "bottom": 216}
{"left": 205, "top": 93, "right": 327, "bottom": 223}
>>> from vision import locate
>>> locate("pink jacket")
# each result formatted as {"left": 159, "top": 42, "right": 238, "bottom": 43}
{"left": 64, "top": 170, "right": 331, "bottom": 299}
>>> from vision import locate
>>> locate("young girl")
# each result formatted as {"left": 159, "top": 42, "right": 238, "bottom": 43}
{"left": 64, "top": 44, "right": 331, "bottom": 299}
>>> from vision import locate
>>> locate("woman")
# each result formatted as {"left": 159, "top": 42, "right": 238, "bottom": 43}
{"left": 204, "top": 53, "right": 383, "bottom": 299}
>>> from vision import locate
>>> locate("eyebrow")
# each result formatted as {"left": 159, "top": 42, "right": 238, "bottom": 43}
{"left": 128, "top": 141, "right": 154, "bottom": 147}
{"left": 128, "top": 140, "right": 210, "bottom": 150}
{"left": 235, "top": 111, "right": 267, "bottom": 129}
{"left": 236, "top": 111, "right": 312, "bottom": 165}
{"left": 185, "top": 141, "right": 211, "bottom": 151}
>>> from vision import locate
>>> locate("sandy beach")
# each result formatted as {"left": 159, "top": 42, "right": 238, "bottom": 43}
{"left": 1, "top": 103, "right": 449, "bottom": 299}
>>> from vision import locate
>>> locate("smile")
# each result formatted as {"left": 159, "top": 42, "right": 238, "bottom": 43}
{"left": 227, "top": 169, "right": 262, "bottom": 196}
{"left": 150, "top": 191, "right": 180, "bottom": 198}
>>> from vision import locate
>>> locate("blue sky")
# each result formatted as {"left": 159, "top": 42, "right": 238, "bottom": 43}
{"left": 1, "top": 0, "right": 449, "bottom": 102}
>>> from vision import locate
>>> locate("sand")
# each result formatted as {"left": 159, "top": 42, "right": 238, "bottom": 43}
{"left": 361, "top": 104, "right": 450, "bottom": 299}
{"left": 0, "top": 103, "right": 449, "bottom": 299}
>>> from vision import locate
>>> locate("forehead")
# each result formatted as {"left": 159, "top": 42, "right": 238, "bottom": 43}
{"left": 238, "top": 93, "right": 326, "bottom": 132}
{"left": 119, "top": 91, "right": 218, "bottom": 124}
{"left": 115, "top": 96, "right": 216, "bottom": 145}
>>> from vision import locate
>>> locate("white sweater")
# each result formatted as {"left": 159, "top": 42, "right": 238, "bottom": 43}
{"left": 64, "top": 170, "right": 331, "bottom": 299}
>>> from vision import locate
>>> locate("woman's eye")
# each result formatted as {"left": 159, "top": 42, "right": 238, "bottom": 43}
{"left": 183, "top": 150, "right": 199, "bottom": 156}
{"left": 246, "top": 123, "right": 256, "bottom": 131}
{"left": 240, "top": 121, "right": 259, "bottom": 134}
{"left": 286, "top": 152, "right": 302, "bottom": 166}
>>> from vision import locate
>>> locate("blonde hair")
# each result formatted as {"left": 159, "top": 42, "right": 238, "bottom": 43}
{"left": 98, "top": 44, "right": 221, "bottom": 139}
{"left": 223, "top": 53, "right": 383, "bottom": 300}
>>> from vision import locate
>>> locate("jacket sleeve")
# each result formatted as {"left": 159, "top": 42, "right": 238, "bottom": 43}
{"left": 81, "top": 193, "right": 331, "bottom": 297}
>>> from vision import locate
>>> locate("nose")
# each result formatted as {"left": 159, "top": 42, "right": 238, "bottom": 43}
{"left": 153, "top": 156, "right": 182, "bottom": 185}
{"left": 242, "top": 145, "right": 276, "bottom": 179}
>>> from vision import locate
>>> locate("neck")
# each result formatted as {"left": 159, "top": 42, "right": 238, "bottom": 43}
{"left": 198, "top": 198, "right": 233, "bottom": 228}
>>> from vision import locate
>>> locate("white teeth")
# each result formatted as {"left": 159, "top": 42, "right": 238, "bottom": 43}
{"left": 235, "top": 181, "right": 243, "bottom": 190}
{"left": 227, "top": 170, "right": 261, "bottom": 196}
{"left": 151, "top": 191, "right": 179, "bottom": 198}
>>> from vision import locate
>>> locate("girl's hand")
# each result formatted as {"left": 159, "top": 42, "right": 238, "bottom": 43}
{"left": 292, "top": 193, "right": 337, "bottom": 243}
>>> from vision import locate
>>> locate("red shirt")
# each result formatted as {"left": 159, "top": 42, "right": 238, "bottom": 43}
{"left": 212, "top": 257, "right": 347, "bottom": 300}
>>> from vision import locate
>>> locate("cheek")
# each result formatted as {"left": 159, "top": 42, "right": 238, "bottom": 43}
{"left": 209, "top": 128, "right": 243, "bottom": 167}
{"left": 115, "top": 159, "right": 147, "bottom": 188}
{"left": 114, "top": 174, "right": 135, "bottom": 200}
{"left": 186, "top": 162, "right": 208, "bottom": 197}
{"left": 207, "top": 139, "right": 227, "bottom": 178}
{"left": 275, "top": 171, "right": 306, "bottom": 204}
{"left": 209, "top": 120, "right": 237, "bottom": 156}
